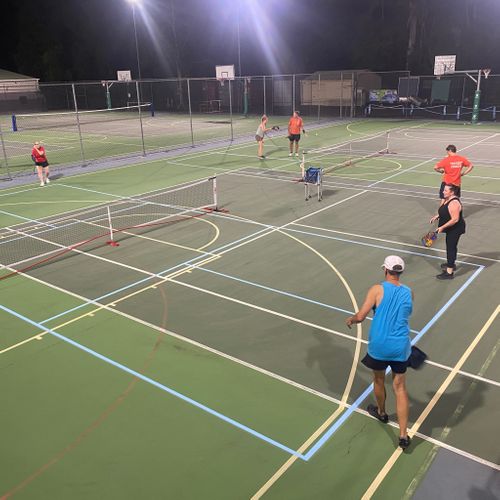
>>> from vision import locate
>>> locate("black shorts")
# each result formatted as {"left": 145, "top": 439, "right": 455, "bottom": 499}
{"left": 288, "top": 134, "right": 301, "bottom": 142}
{"left": 255, "top": 135, "right": 264, "bottom": 142}
{"left": 35, "top": 161, "right": 49, "bottom": 168}
{"left": 361, "top": 353, "right": 409, "bottom": 374}
{"left": 439, "top": 181, "right": 460, "bottom": 199}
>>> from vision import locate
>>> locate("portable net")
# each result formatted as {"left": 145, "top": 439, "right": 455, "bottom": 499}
{"left": 303, "top": 132, "right": 389, "bottom": 175}
{"left": 0, "top": 177, "right": 217, "bottom": 278}
{"left": 12, "top": 104, "right": 153, "bottom": 132}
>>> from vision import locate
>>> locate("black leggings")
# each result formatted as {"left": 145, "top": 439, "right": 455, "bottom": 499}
{"left": 445, "top": 230, "right": 464, "bottom": 267}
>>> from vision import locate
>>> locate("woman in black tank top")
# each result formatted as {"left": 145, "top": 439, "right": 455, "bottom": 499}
{"left": 429, "top": 184, "right": 465, "bottom": 280}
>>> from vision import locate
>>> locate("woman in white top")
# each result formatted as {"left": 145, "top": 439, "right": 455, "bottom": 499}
{"left": 255, "top": 115, "right": 272, "bottom": 159}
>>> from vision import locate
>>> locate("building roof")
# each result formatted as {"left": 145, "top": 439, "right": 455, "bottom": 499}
{"left": 0, "top": 69, "right": 38, "bottom": 81}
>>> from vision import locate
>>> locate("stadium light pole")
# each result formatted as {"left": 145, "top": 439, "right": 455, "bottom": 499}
{"left": 127, "top": 0, "right": 143, "bottom": 82}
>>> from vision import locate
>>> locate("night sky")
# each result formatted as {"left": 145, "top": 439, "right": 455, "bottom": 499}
{"left": 2, "top": 0, "right": 500, "bottom": 81}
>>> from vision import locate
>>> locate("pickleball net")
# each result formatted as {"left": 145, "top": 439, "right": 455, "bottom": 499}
{"left": 0, "top": 176, "right": 218, "bottom": 279}
{"left": 11, "top": 104, "right": 153, "bottom": 132}
{"left": 302, "top": 132, "right": 390, "bottom": 174}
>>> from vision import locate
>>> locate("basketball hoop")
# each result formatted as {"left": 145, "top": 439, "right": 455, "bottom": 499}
{"left": 483, "top": 68, "right": 491, "bottom": 79}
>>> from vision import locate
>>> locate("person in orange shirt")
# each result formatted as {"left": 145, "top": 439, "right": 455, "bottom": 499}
{"left": 434, "top": 145, "right": 473, "bottom": 200}
{"left": 287, "top": 110, "right": 304, "bottom": 157}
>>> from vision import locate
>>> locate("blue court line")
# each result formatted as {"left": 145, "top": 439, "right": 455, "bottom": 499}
{"left": 194, "top": 266, "right": 421, "bottom": 335}
{"left": 285, "top": 227, "right": 482, "bottom": 267}
{"left": 39, "top": 226, "right": 274, "bottom": 325}
{"left": 302, "top": 264, "right": 484, "bottom": 461}
{"left": 0, "top": 303, "right": 305, "bottom": 460}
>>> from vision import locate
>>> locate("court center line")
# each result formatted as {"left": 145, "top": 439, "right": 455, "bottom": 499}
{"left": 361, "top": 304, "right": 500, "bottom": 499}
{"left": 0, "top": 303, "right": 305, "bottom": 460}
{"left": 292, "top": 223, "right": 500, "bottom": 264}
{"left": 283, "top": 226, "right": 482, "bottom": 267}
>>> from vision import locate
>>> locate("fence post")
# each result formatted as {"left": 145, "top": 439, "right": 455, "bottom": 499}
{"left": 229, "top": 79, "right": 234, "bottom": 141}
{"left": 292, "top": 74, "right": 296, "bottom": 114}
{"left": 187, "top": 79, "right": 195, "bottom": 147}
{"left": 350, "top": 72, "right": 355, "bottom": 118}
{"left": 135, "top": 81, "right": 146, "bottom": 156}
{"left": 0, "top": 123, "right": 12, "bottom": 180}
{"left": 317, "top": 73, "right": 321, "bottom": 122}
{"left": 340, "top": 72, "right": 343, "bottom": 118}
{"left": 71, "top": 84, "right": 87, "bottom": 166}
{"left": 263, "top": 76, "right": 266, "bottom": 115}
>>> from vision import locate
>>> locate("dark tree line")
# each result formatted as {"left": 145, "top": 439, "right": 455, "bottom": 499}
{"left": 1, "top": 0, "right": 498, "bottom": 81}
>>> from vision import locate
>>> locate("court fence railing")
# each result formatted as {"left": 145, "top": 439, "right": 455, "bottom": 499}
{"left": 1, "top": 70, "right": 499, "bottom": 180}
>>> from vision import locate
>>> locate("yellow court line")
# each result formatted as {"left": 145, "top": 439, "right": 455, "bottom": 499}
{"left": 0, "top": 254, "right": 221, "bottom": 355}
{"left": 252, "top": 230, "right": 364, "bottom": 499}
{"left": 361, "top": 304, "right": 500, "bottom": 499}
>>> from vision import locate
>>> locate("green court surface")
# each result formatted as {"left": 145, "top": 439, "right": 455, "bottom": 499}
{"left": 1, "top": 119, "right": 499, "bottom": 498}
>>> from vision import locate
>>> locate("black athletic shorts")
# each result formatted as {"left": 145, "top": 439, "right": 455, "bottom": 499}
{"left": 35, "top": 161, "right": 49, "bottom": 168}
{"left": 439, "top": 181, "right": 460, "bottom": 199}
{"left": 288, "top": 133, "right": 301, "bottom": 142}
{"left": 361, "top": 353, "right": 409, "bottom": 374}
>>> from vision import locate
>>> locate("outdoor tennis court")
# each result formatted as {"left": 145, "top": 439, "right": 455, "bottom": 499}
{"left": 1, "top": 118, "right": 499, "bottom": 499}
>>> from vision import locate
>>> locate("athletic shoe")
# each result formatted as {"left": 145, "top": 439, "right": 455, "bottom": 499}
{"left": 399, "top": 436, "right": 411, "bottom": 450}
{"left": 45, "top": 178, "right": 50, "bottom": 184}
{"left": 367, "top": 404, "right": 389, "bottom": 423}
{"left": 436, "top": 271, "right": 454, "bottom": 280}
{"left": 288, "top": 153, "right": 293, "bottom": 157}
{"left": 40, "top": 182, "right": 44, "bottom": 187}
{"left": 440, "top": 263, "right": 456, "bottom": 270}
{"left": 295, "top": 152, "right": 299, "bottom": 157}
{"left": 258, "top": 156, "right": 265, "bottom": 160}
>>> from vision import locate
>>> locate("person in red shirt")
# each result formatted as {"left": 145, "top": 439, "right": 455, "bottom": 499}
{"left": 434, "top": 145, "right": 473, "bottom": 200}
{"left": 287, "top": 110, "right": 304, "bottom": 157}
{"left": 31, "top": 141, "right": 50, "bottom": 187}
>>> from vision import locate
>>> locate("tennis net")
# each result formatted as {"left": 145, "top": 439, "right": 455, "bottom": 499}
{"left": 0, "top": 176, "right": 217, "bottom": 278}
{"left": 303, "top": 132, "right": 389, "bottom": 174}
{"left": 12, "top": 104, "right": 153, "bottom": 132}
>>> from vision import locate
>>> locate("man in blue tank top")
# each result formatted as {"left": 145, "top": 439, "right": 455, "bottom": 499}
{"left": 346, "top": 255, "right": 413, "bottom": 450}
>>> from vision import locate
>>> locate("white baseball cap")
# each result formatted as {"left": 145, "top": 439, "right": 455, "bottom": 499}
{"left": 382, "top": 255, "right": 405, "bottom": 272}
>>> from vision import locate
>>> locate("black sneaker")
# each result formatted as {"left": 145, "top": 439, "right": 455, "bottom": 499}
{"left": 367, "top": 404, "right": 389, "bottom": 423}
{"left": 436, "top": 271, "right": 454, "bottom": 280}
{"left": 399, "top": 436, "right": 411, "bottom": 450}
{"left": 440, "top": 263, "right": 456, "bottom": 270}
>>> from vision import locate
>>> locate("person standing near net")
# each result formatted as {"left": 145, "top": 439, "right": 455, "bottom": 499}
{"left": 346, "top": 255, "right": 413, "bottom": 450}
{"left": 287, "top": 110, "right": 304, "bottom": 157}
{"left": 434, "top": 145, "right": 473, "bottom": 200}
{"left": 31, "top": 141, "right": 50, "bottom": 187}
{"left": 430, "top": 184, "right": 465, "bottom": 280}
{"left": 255, "top": 115, "right": 273, "bottom": 159}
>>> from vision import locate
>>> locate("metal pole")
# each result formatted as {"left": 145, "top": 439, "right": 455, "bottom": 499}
{"left": 292, "top": 74, "right": 296, "bottom": 114}
{"left": 340, "top": 72, "right": 344, "bottom": 118}
{"left": 132, "top": 4, "right": 142, "bottom": 82}
{"left": 136, "top": 81, "right": 146, "bottom": 155}
{"left": 187, "top": 79, "right": 195, "bottom": 147}
{"left": 350, "top": 72, "right": 355, "bottom": 118}
{"left": 0, "top": 123, "right": 12, "bottom": 180}
{"left": 236, "top": 3, "right": 241, "bottom": 77}
{"left": 71, "top": 84, "right": 86, "bottom": 166}
{"left": 317, "top": 73, "right": 321, "bottom": 122}
{"left": 228, "top": 79, "right": 234, "bottom": 141}
{"left": 263, "top": 76, "right": 266, "bottom": 115}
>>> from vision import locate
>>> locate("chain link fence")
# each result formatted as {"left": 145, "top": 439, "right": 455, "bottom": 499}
{"left": 1, "top": 70, "right": 499, "bottom": 180}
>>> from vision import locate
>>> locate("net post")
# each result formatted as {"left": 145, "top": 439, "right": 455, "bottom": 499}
{"left": 106, "top": 206, "right": 120, "bottom": 246}
{"left": 212, "top": 176, "right": 218, "bottom": 211}
{"left": 187, "top": 79, "right": 195, "bottom": 147}
{"left": 11, "top": 115, "right": 17, "bottom": 132}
